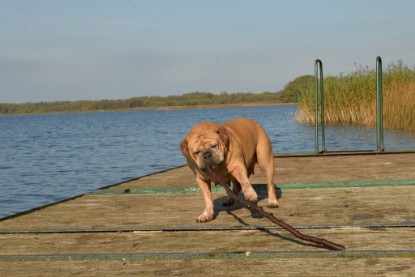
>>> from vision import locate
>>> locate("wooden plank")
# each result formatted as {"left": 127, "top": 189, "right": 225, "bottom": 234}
{"left": 1, "top": 228, "right": 414, "bottom": 275}
{"left": 0, "top": 228, "right": 414, "bottom": 255}
{"left": 112, "top": 153, "right": 415, "bottom": 190}
{"left": 273, "top": 153, "right": 415, "bottom": 183}
{"left": 0, "top": 186, "right": 414, "bottom": 231}
{"left": 0, "top": 257, "right": 415, "bottom": 277}
{"left": 1, "top": 257, "right": 414, "bottom": 277}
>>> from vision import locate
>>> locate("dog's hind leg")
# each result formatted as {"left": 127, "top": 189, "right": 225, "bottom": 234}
{"left": 256, "top": 141, "right": 279, "bottom": 208}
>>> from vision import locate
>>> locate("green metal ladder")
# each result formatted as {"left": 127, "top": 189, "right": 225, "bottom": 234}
{"left": 314, "top": 56, "right": 385, "bottom": 154}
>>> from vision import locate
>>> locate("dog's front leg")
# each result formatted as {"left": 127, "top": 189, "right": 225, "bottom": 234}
{"left": 230, "top": 165, "right": 258, "bottom": 203}
{"left": 195, "top": 177, "right": 214, "bottom": 223}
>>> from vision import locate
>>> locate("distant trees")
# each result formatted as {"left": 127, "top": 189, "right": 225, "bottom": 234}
{"left": 278, "top": 75, "right": 314, "bottom": 102}
{"left": 0, "top": 91, "right": 291, "bottom": 115}
{"left": 1, "top": 75, "right": 316, "bottom": 115}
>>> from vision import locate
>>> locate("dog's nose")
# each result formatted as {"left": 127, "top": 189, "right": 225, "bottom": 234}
{"left": 203, "top": 151, "right": 212, "bottom": 160}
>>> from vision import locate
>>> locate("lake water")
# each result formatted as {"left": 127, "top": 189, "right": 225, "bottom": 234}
{"left": 1, "top": 104, "right": 414, "bottom": 218}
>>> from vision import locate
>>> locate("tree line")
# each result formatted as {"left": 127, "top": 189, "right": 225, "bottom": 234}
{"left": 0, "top": 76, "right": 313, "bottom": 115}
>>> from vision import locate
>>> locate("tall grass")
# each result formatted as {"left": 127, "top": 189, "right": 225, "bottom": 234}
{"left": 296, "top": 60, "right": 415, "bottom": 132}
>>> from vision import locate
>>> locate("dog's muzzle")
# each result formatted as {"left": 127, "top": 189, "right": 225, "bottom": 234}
{"left": 199, "top": 150, "right": 221, "bottom": 171}
{"left": 203, "top": 151, "right": 212, "bottom": 162}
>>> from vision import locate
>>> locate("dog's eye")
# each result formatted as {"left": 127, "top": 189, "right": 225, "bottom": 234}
{"left": 211, "top": 143, "right": 217, "bottom": 148}
{"left": 194, "top": 150, "right": 201, "bottom": 155}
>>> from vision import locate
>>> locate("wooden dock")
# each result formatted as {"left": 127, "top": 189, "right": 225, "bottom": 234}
{"left": 1, "top": 152, "right": 415, "bottom": 276}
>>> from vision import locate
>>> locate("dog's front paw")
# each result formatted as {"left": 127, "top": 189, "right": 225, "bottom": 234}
{"left": 196, "top": 212, "right": 213, "bottom": 223}
{"left": 267, "top": 200, "right": 279, "bottom": 208}
{"left": 243, "top": 187, "right": 258, "bottom": 203}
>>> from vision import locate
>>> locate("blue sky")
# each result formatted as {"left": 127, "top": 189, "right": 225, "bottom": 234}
{"left": 1, "top": 0, "right": 415, "bottom": 103}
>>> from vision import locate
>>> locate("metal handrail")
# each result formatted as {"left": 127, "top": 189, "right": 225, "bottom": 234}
{"left": 314, "top": 57, "right": 385, "bottom": 153}
{"left": 376, "top": 56, "right": 385, "bottom": 152}
{"left": 314, "top": 59, "right": 326, "bottom": 153}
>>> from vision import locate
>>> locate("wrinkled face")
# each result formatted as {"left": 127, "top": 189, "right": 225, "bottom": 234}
{"left": 181, "top": 127, "right": 228, "bottom": 171}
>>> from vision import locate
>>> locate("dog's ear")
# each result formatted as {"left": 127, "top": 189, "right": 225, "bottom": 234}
{"left": 216, "top": 126, "right": 230, "bottom": 146}
{"left": 180, "top": 138, "right": 189, "bottom": 157}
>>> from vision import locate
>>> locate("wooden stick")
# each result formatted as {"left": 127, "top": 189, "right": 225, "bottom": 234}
{"left": 208, "top": 169, "right": 346, "bottom": 251}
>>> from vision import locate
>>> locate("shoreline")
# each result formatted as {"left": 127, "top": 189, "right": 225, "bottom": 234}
{"left": 0, "top": 102, "right": 296, "bottom": 116}
{"left": 147, "top": 102, "right": 295, "bottom": 110}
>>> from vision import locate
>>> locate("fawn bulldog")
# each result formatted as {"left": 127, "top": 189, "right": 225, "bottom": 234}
{"left": 180, "top": 118, "right": 278, "bottom": 222}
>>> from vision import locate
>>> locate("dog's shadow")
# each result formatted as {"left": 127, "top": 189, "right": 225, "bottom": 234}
{"left": 212, "top": 183, "right": 282, "bottom": 219}
{"left": 212, "top": 184, "right": 330, "bottom": 250}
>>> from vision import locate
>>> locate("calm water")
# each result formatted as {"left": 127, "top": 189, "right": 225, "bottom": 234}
{"left": 1, "top": 104, "right": 414, "bottom": 218}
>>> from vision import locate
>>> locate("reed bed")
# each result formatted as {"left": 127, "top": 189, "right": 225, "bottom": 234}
{"left": 296, "top": 61, "right": 415, "bottom": 132}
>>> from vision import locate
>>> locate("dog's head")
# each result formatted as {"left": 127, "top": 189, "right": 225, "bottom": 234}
{"left": 180, "top": 122, "right": 229, "bottom": 171}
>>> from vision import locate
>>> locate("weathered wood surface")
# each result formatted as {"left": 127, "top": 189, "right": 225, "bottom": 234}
{"left": 1, "top": 257, "right": 414, "bottom": 277}
{"left": 1, "top": 153, "right": 414, "bottom": 276}
{"left": 113, "top": 152, "right": 415, "bottom": 189}
{"left": 0, "top": 186, "right": 413, "bottom": 230}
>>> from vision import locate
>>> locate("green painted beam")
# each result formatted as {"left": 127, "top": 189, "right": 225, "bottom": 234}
{"left": 1, "top": 250, "right": 414, "bottom": 262}
{"left": 93, "top": 179, "right": 415, "bottom": 195}
{"left": 1, "top": 222, "right": 414, "bottom": 234}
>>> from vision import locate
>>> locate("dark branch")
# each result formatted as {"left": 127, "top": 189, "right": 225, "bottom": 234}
{"left": 208, "top": 168, "right": 346, "bottom": 251}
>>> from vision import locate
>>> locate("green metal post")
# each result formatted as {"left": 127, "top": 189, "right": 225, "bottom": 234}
{"left": 376, "top": 56, "right": 384, "bottom": 152}
{"left": 314, "top": 59, "right": 326, "bottom": 153}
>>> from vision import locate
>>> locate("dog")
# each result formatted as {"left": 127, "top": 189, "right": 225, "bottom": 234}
{"left": 180, "top": 117, "right": 278, "bottom": 222}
